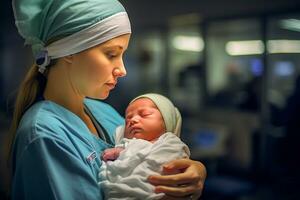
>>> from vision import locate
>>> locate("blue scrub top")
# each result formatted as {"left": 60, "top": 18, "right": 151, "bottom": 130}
{"left": 12, "top": 98, "right": 124, "bottom": 200}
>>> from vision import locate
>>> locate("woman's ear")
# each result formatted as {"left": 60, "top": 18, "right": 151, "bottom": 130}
{"left": 63, "top": 55, "right": 73, "bottom": 64}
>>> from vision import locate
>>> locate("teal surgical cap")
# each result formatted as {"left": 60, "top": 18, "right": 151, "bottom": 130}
{"left": 12, "top": 0, "right": 131, "bottom": 72}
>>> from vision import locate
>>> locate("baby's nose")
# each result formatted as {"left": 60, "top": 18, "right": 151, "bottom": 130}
{"left": 129, "top": 116, "right": 139, "bottom": 125}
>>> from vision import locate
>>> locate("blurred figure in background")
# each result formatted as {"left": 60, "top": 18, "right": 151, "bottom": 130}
{"left": 279, "top": 75, "right": 300, "bottom": 197}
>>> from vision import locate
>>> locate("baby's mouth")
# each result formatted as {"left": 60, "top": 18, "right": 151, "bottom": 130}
{"left": 130, "top": 128, "right": 142, "bottom": 135}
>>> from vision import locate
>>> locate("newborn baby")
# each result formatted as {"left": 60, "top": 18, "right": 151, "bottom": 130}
{"left": 98, "top": 93, "right": 190, "bottom": 200}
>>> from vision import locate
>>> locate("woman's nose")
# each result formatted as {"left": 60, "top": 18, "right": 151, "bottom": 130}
{"left": 113, "top": 64, "right": 127, "bottom": 78}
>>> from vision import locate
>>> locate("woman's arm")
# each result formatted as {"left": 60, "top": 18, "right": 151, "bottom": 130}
{"left": 148, "top": 159, "right": 206, "bottom": 200}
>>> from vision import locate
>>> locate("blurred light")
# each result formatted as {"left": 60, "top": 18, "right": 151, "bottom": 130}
{"left": 274, "top": 61, "right": 295, "bottom": 76}
{"left": 226, "top": 40, "right": 264, "bottom": 56}
{"left": 194, "top": 129, "right": 218, "bottom": 148}
{"left": 280, "top": 19, "right": 300, "bottom": 32}
{"left": 267, "top": 40, "right": 300, "bottom": 54}
{"left": 250, "top": 59, "right": 263, "bottom": 76}
{"left": 226, "top": 40, "right": 300, "bottom": 55}
{"left": 169, "top": 13, "right": 201, "bottom": 26}
{"left": 172, "top": 36, "right": 204, "bottom": 52}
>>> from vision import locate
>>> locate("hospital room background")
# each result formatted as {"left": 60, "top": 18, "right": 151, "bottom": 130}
{"left": 1, "top": 0, "right": 300, "bottom": 199}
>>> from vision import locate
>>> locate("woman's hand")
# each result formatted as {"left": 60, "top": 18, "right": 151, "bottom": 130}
{"left": 148, "top": 159, "right": 206, "bottom": 200}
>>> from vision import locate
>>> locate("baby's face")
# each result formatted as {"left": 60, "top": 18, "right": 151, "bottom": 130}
{"left": 124, "top": 98, "right": 166, "bottom": 141}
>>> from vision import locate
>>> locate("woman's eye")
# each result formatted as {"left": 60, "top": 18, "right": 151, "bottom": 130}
{"left": 106, "top": 52, "right": 118, "bottom": 59}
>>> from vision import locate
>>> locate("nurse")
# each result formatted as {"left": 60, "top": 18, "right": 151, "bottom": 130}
{"left": 9, "top": 0, "right": 206, "bottom": 199}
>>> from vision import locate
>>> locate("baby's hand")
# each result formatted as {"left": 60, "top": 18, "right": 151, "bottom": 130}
{"left": 102, "top": 147, "right": 124, "bottom": 162}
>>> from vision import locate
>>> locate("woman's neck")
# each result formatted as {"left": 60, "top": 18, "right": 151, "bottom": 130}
{"left": 43, "top": 64, "right": 85, "bottom": 117}
{"left": 43, "top": 62, "right": 100, "bottom": 137}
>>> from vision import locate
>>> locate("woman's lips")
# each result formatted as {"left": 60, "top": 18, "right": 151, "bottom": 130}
{"left": 105, "top": 83, "right": 116, "bottom": 89}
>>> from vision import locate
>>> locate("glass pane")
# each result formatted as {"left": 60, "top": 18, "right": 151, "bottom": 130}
{"left": 267, "top": 14, "right": 300, "bottom": 118}
{"left": 266, "top": 13, "right": 300, "bottom": 177}
{"left": 203, "top": 18, "right": 262, "bottom": 171}
{"left": 168, "top": 25, "right": 204, "bottom": 114}
{"left": 207, "top": 19, "right": 263, "bottom": 112}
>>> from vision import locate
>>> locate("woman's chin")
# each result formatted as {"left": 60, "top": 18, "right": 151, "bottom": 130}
{"left": 87, "top": 91, "right": 110, "bottom": 100}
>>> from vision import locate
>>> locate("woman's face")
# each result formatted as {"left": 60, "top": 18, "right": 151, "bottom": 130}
{"left": 124, "top": 98, "right": 166, "bottom": 141}
{"left": 68, "top": 34, "right": 130, "bottom": 99}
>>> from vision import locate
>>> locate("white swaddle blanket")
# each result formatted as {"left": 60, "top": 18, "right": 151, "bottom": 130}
{"left": 98, "top": 129, "right": 190, "bottom": 200}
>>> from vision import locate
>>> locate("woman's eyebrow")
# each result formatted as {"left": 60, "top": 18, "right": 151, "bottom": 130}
{"left": 103, "top": 45, "right": 124, "bottom": 50}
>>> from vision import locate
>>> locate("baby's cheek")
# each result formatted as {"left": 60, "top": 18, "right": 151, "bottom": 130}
{"left": 124, "top": 128, "right": 132, "bottom": 138}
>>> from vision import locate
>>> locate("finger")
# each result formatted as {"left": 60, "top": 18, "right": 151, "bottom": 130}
{"left": 161, "top": 195, "right": 192, "bottom": 200}
{"left": 155, "top": 184, "right": 198, "bottom": 197}
{"left": 162, "top": 168, "right": 182, "bottom": 175}
{"left": 102, "top": 152, "right": 108, "bottom": 161}
{"left": 161, "top": 192, "right": 202, "bottom": 200}
{"left": 162, "top": 159, "right": 192, "bottom": 171}
{"left": 148, "top": 168, "right": 200, "bottom": 186}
